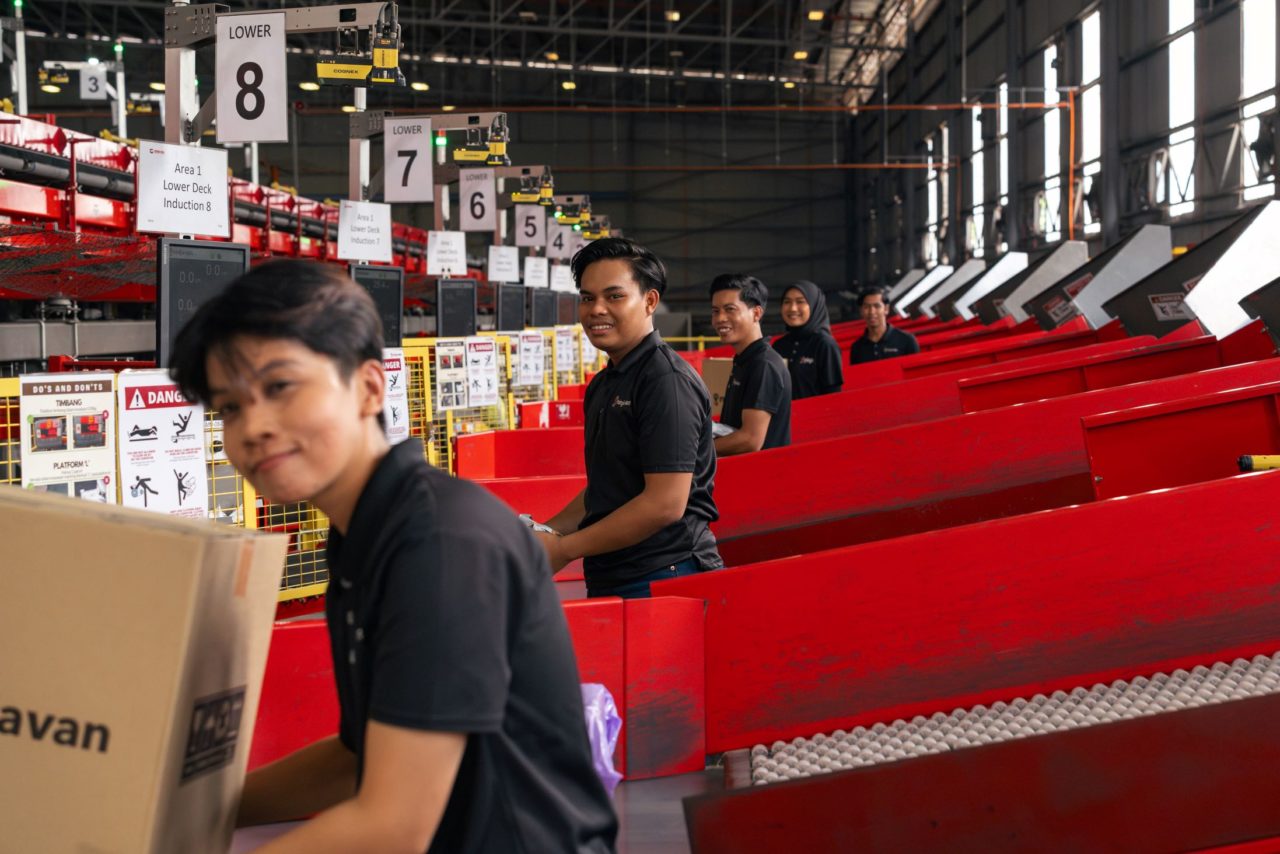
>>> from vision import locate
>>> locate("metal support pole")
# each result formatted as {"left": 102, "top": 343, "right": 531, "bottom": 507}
{"left": 946, "top": 0, "right": 963, "bottom": 264}
{"left": 114, "top": 65, "right": 127, "bottom": 137}
{"left": 13, "top": 5, "right": 26, "bottom": 116}
{"left": 1004, "top": 0, "right": 1021, "bottom": 250}
{"left": 1100, "top": 0, "right": 1122, "bottom": 239}
{"left": 349, "top": 88, "right": 369, "bottom": 201}
{"left": 903, "top": 19, "right": 917, "bottom": 272}
{"left": 163, "top": 2, "right": 198, "bottom": 146}
{"left": 249, "top": 141, "right": 260, "bottom": 185}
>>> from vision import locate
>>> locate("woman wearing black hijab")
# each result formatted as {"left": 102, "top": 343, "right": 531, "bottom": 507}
{"left": 771, "top": 280, "right": 844, "bottom": 400}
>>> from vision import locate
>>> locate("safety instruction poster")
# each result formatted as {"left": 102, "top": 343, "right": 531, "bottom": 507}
{"left": 465, "top": 337, "right": 501, "bottom": 408}
{"left": 516, "top": 331, "right": 545, "bottom": 387}
{"left": 555, "top": 326, "right": 578, "bottom": 372}
{"left": 19, "top": 373, "right": 118, "bottom": 503}
{"left": 581, "top": 333, "right": 600, "bottom": 370}
{"left": 435, "top": 339, "right": 468, "bottom": 411}
{"left": 382, "top": 348, "right": 411, "bottom": 445}
{"left": 116, "top": 370, "right": 208, "bottom": 518}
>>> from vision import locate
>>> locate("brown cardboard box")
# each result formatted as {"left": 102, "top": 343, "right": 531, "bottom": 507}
{"left": 0, "top": 487, "right": 287, "bottom": 854}
{"left": 700, "top": 357, "right": 734, "bottom": 418}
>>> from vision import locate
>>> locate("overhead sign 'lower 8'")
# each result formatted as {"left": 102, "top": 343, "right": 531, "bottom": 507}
{"left": 216, "top": 11, "right": 287, "bottom": 144}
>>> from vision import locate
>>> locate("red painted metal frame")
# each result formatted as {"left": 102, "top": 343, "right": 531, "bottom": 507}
{"left": 517, "top": 399, "right": 584, "bottom": 429}
{"left": 658, "top": 470, "right": 1280, "bottom": 753}
{"left": 556, "top": 383, "right": 588, "bottom": 401}
{"left": 454, "top": 426, "right": 584, "bottom": 478}
{"left": 1084, "top": 379, "right": 1280, "bottom": 500}
{"left": 248, "top": 596, "right": 705, "bottom": 780}
{"left": 684, "top": 691, "right": 1280, "bottom": 853}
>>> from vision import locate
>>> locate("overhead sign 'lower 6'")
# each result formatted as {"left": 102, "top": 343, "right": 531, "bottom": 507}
{"left": 216, "top": 12, "right": 287, "bottom": 144}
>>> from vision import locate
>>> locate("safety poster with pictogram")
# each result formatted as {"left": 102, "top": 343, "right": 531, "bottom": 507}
{"left": 116, "top": 370, "right": 208, "bottom": 519}
{"left": 19, "top": 372, "right": 118, "bottom": 503}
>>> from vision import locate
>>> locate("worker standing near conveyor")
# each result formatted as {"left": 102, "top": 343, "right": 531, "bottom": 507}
{"left": 535, "top": 238, "right": 724, "bottom": 598}
{"left": 711, "top": 273, "right": 792, "bottom": 455}
{"left": 771, "top": 280, "right": 844, "bottom": 400}
{"left": 850, "top": 285, "right": 920, "bottom": 364}
{"left": 168, "top": 260, "right": 617, "bottom": 853}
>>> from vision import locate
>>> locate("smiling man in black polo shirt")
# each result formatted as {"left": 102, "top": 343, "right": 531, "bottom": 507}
{"left": 710, "top": 273, "right": 792, "bottom": 456}
{"left": 850, "top": 286, "right": 921, "bottom": 364}
{"left": 169, "top": 261, "right": 616, "bottom": 853}
{"left": 536, "top": 238, "right": 723, "bottom": 599}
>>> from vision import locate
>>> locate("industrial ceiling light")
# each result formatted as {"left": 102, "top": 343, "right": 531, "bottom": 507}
{"left": 545, "top": 51, "right": 560, "bottom": 61}
{"left": 411, "top": 81, "right": 430, "bottom": 91}
{"left": 669, "top": 49, "right": 684, "bottom": 57}
{"left": 298, "top": 81, "right": 321, "bottom": 91}
{"left": 442, "top": 104, "right": 456, "bottom": 111}
{"left": 562, "top": 80, "right": 577, "bottom": 90}
{"left": 665, "top": 10, "right": 680, "bottom": 22}
{"left": 40, "top": 83, "right": 61, "bottom": 94}
{"left": 783, "top": 81, "right": 796, "bottom": 89}
{"left": 518, "top": 10, "right": 537, "bottom": 21}
{"left": 793, "top": 50, "right": 809, "bottom": 61}
{"left": 341, "top": 105, "right": 358, "bottom": 112}
{"left": 808, "top": 10, "right": 825, "bottom": 21}
{"left": 149, "top": 81, "right": 165, "bottom": 92}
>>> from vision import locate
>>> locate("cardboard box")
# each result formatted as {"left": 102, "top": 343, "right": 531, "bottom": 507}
{"left": 0, "top": 487, "right": 287, "bottom": 854}
{"left": 700, "top": 357, "right": 734, "bottom": 418}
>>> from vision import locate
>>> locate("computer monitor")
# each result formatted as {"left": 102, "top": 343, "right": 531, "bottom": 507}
{"left": 348, "top": 263, "right": 405, "bottom": 344}
{"left": 437, "top": 278, "right": 479, "bottom": 338}
{"left": 496, "top": 283, "right": 527, "bottom": 332}
{"left": 156, "top": 238, "right": 251, "bottom": 366}
{"left": 530, "top": 288, "right": 557, "bottom": 328}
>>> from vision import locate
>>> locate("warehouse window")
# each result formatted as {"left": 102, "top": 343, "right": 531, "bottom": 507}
{"left": 1167, "top": 0, "right": 1196, "bottom": 217}
{"left": 1240, "top": 0, "right": 1276, "bottom": 201}
{"left": 998, "top": 81, "right": 1010, "bottom": 206}
{"left": 969, "top": 105, "right": 985, "bottom": 257}
{"left": 1043, "top": 45, "right": 1062, "bottom": 242}
{"left": 1080, "top": 10, "right": 1102, "bottom": 235}
{"left": 924, "top": 136, "right": 940, "bottom": 266}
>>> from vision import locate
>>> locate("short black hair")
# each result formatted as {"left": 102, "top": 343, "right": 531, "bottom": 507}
{"left": 858, "top": 286, "right": 891, "bottom": 307}
{"left": 169, "top": 259, "right": 385, "bottom": 426}
{"left": 710, "top": 273, "right": 768, "bottom": 310}
{"left": 570, "top": 237, "right": 667, "bottom": 296}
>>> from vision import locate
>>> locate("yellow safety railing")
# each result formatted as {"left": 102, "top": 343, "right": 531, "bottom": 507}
{"left": 0, "top": 325, "right": 592, "bottom": 604}
{"left": 664, "top": 336, "right": 724, "bottom": 351}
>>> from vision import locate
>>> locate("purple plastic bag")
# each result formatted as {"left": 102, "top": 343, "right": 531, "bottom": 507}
{"left": 581, "top": 683, "right": 624, "bottom": 795}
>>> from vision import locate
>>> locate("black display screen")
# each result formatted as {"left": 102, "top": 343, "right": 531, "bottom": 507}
{"left": 497, "top": 283, "right": 526, "bottom": 332}
{"left": 156, "top": 238, "right": 251, "bottom": 366}
{"left": 437, "top": 278, "right": 478, "bottom": 337}
{"left": 348, "top": 263, "right": 404, "bottom": 345}
{"left": 557, "top": 292, "right": 578, "bottom": 325}
{"left": 530, "top": 288, "right": 558, "bottom": 328}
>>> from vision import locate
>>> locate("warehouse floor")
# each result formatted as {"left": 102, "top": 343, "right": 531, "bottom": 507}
{"left": 230, "top": 768, "right": 721, "bottom": 852}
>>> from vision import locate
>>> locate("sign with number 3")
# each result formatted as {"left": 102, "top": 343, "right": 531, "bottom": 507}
{"left": 216, "top": 12, "right": 288, "bottom": 143}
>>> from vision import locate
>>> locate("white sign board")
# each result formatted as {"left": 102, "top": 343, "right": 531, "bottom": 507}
{"left": 427, "top": 230, "right": 467, "bottom": 276}
{"left": 117, "top": 370, "right": 208, "bottom": 519}
{"left": 459, "top": 168, "right": 497, "bottom": 232}
{"left": 19, "top": 373, "right": 118, "bottom": 503}
{"left": 79, "top": 66, "right": 108, "bottom": 101}
{"left": 381, "top": 348, "right": 411, "bottom": 446}
{"left": 435, "top": 339, "right": 468, "bottom": 410}
{"left": 465, "top": 337, "right": 501, "bottom": 408}
{"left": 546, "top": 224, "right": 575, "bottom": 259}
{"left": 382, "top": 117, "right": 434, "bottom": 203}
{"left": 581, "top": 333, "right": 599, "bottom": 369}
{"left": 136, "top": 141, "right": 230, "bottom": 238}
{"left": 555, "top": 326, "right": 578, "bottom": 372}
{"left": 216, "top": 12, "right": 287, "bottom": 143}
{"left": 550, "top": 263, "right": 575, "bottom": 292}
{"left": 516, "top": 331, "right": 546, "bottom": 387}
{"left": 514, "top": 207, "right": 547, "bottom": 247}
{"left": 337, "top": 199, "right": 393, "bottom": 263}
{"left": 523, "top": 256, "right": 550, "bottom": 289}
{"left": 488, "top": 245, "right": 521, "bottom": 282}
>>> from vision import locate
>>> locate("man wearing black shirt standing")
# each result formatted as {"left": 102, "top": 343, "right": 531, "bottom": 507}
{"left": 169, "top": 261, "right": 616, "bottom": 853}
{"left": 850, "top": 286, "right": 921, "bottom": 364}
{"left": 536, "top": 238, "right": 723, "bottom": 599}
{"left": 710, "top": 273, "right": 792, "bottom": 455}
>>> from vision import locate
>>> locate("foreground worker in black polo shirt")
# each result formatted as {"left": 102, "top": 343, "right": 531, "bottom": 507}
{"left": 772, "top": 279, "right": 844, "bottom": 399}
{"left": 170, "top": 261, "right": 616, "bottom": 853}
{"left": 850, "top": 286, "right": 921, "bottom": 364}
{"left": 710, "top": 273, "right": 792, "bottom": 455}
{"left": 535, "top": 238, "right": 723, "bottom": 598}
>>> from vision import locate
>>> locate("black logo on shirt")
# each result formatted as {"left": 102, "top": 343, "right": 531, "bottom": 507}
{"left": 610, "top": 396, "right": 632, "bottom": 409}
{"left": 798, "top": 357, "right": 816, "bottom": 365}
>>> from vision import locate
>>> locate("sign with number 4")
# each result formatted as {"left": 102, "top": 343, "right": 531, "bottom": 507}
{"left": 216, "top": 12, "right": 288, "bottom": 144}
{"left": 460, "top": 169, "right": 497, "bottom": 232}
{"left": 382, "top": 117, "right": 434, "bottom": 203}
{"left": 546, "top": 224, "right": 575, "bottom": 259}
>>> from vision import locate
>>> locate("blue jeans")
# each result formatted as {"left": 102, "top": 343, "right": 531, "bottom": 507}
{"left": 587, "top": 558, "right": 701, "bottom": 600}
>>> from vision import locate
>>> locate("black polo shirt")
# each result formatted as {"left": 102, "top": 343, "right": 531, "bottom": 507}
{"left": 720, "top": 337, "right": 792, "bottom": 450}
{"left": 849, "top": 325, "right": 921, "bottom": 364}
{"left": 325, "top": 439, "right": 617, "bottom": 853}
{"left": 771, "top": 331, "right": 843, "bottom": 400}
{"left": 582, "top": 330, "right": 722, "bottom": 588}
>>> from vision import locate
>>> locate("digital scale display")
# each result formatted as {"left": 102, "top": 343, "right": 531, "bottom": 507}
{"left": 156, "top": 238, "right": 251, "bottom": 366}
{"left": 348, "top": 263, "right": 405, "bottom": 345}
{"left": 530, "top": 288, "right": 557, "bottom": 328}
{"left": 437, "top": 278, "right": 478, "bottom": 337}
{"left": 497, "top": 283, "right": 526, "bottom": 332}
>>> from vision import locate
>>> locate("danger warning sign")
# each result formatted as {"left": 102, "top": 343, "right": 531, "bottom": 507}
{"left": 126, "top": 385, "right": 192, "bottom": 410}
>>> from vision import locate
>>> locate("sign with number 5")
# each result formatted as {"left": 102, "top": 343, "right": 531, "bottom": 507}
{"left": 216, "top": 12, "right": 287, "bottom": 143}
{"left": 460, "top": 168, "right": 497, "bottom": 232}
{"left": 382, "top": 117, "right": 434, "bottom": 203}
{"left": 514, "top": 207, "right": 547, "bottom": 247}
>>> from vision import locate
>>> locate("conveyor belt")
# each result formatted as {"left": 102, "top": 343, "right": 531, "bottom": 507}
{"left": 749, "top": 653, "right": 1280, "bottom": 785}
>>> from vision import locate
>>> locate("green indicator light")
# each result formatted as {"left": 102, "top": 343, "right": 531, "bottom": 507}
{"left": 572, "top": 223, "right": 582, "bottom": 232}
{"left": 114, "top": 42, "right": 123, "bottom": 56}
{"left": 433, "top": 133, "right": 447, "bottom": 147}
